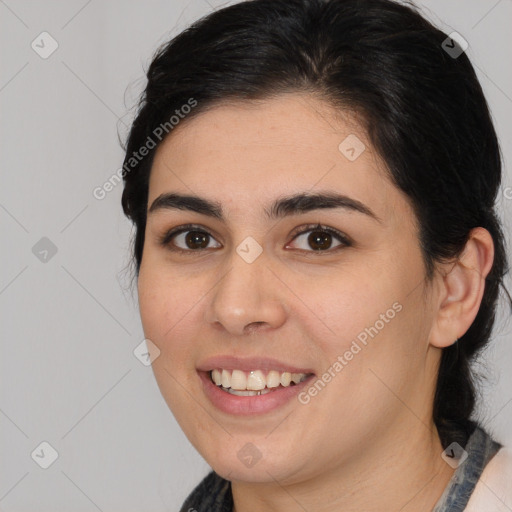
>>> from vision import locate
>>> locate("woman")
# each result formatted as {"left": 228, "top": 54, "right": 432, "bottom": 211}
{"left": 120, "top": 0, "right": 512, "bottom": 510}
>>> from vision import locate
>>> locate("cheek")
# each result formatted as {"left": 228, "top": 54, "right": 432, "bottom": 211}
{"left": 136, "top": 255, "right": 217, "bottom": 434}
{"left": 292, "top": 269, "right": 396, "bottom": 352}
{"left": 137, "top": 265, "right": 205, "bottom": 426}
{"left": 137, "top": 262, "right": 197, "bottom": 364}
{"left": 301, "top": 257, "right": 427, "bottom": 384}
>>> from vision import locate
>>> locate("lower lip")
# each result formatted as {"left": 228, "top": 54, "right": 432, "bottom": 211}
{"left": 198, "top": 371, "right": 315, "bottom": 416}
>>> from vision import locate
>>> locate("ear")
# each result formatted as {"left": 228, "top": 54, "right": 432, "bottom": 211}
{"left": 429, "top": 227, "right": 495, "bottom": 349}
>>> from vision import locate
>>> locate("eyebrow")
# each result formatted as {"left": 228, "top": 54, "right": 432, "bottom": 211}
{"left": 148, "top": 191, "right": 382, "bottom": 223}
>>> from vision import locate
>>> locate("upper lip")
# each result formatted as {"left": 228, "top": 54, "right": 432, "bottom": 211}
{"left": 197, "top": 355, "right": 315, "bottom": 374}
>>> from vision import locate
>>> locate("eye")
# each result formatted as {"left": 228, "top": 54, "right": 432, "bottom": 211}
{"left": 159, "top": 223, "right": 351, "bottom": 255}
{"left": 285, "top": 223, "right": 351, "bottom": 253}
{"left": 158, "top": 224, "right": 221, "bottom": 253}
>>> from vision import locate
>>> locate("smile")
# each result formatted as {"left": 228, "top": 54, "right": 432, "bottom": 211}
{"left": 198, "top": 371, "right": 315, "bottom": 415}
{"left": 210, "top": 369, "right": 311, "bottom": 396}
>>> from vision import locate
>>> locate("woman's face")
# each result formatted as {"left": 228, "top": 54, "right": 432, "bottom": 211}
{"left": 138, "top": 93, "right": 442, "bottom": 484}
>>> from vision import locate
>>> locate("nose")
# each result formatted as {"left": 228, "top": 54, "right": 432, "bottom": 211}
{"left": 204, "top": 247, "right": 287, "bottom": 336}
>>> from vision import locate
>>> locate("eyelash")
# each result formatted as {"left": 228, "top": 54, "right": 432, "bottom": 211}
{"left": 158, "top": 223, "right": 352, "bottom": 256}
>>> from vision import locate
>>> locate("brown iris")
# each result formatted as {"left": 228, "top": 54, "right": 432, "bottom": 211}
{"left": 185, "top": 231, "right": 210, "bottom": 249}
{"left": 307, "top": 231, "right": 332, "bottom": 251}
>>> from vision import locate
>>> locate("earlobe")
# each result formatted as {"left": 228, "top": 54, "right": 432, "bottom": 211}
{"left": 429, "top": 227, "right": 495, "bottom": 349}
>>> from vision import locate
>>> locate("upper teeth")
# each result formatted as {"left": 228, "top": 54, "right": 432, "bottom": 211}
{"left": 210, "top": 369, "right": 308, "bottom": 390}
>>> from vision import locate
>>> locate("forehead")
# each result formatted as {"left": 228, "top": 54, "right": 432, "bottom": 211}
{"left": 148, "top": 93, "right": 409, "bottom": 224}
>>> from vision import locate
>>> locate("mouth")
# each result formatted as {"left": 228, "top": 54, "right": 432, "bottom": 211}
{"left": 196, "top": 355, "right": 316, "bottom": 415}
{"left": 197, "top": 362, "right": 316, "bottom": 415}
{"left": 210, "top": 368, "right": 312, "bottom": 396}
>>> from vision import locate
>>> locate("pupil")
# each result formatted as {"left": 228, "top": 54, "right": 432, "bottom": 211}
{"left": 308, "top": 231, "right": 331, "bottom": 250}
{"left": 186, "top": 231, "right": 209, "bottom": 249}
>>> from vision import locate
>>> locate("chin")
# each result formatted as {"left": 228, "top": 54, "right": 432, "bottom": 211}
{"left": 206, "top": 448, "right": 303, "bottom": 485}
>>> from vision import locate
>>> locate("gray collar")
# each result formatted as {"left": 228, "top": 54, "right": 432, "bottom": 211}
{"left": 433, "top": 424, "right": 502, "bottom": 511}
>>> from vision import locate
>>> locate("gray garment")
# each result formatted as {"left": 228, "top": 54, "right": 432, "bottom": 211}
{"left": 180, "top": 423, "right": 502, "bottom": 512}
{"left": 432, "top": 424, "right": 502, "bottom": 511}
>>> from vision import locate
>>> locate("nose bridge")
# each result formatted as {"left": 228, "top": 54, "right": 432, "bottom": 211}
{"left": 205, "top": 241, "right": 286, "bottom": 335}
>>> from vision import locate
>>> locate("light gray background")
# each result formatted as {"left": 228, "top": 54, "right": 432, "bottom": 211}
{"left": 1, "top": 1, "right": 511, "bottom": 510}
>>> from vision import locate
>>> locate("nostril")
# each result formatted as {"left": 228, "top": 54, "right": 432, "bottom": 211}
{"left": 244, "top": 322, "right": 267, "bottom": 334}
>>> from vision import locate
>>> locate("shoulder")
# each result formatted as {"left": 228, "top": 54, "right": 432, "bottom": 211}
{"left": 465, "top": 445, "right": 512, "bottom": 511}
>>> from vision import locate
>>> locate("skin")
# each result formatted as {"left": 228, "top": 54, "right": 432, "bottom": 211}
{"left": 137, "top": 93, "right": 494, "bottom": 512}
